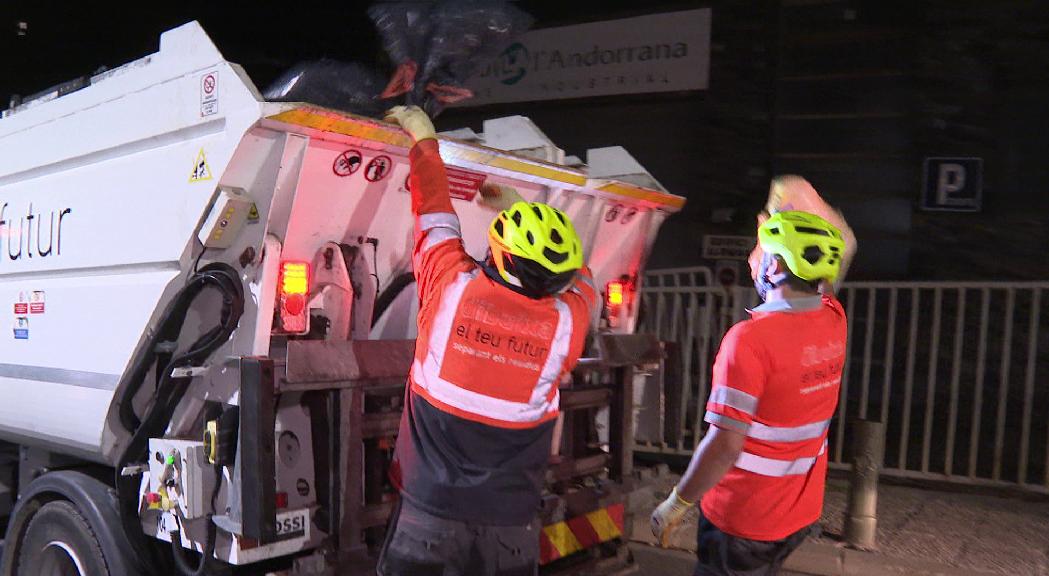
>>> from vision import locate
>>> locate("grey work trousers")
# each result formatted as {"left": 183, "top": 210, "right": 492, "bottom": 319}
{"left": 376, "top": 497, "right": 539, "bottom": 576}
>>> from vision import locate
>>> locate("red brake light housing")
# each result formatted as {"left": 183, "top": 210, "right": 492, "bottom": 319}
{"left": 277, "top": 261, "right": 310, "bottom": 334}
{"left": 603, "top": 276, "right": 635, "bottom": 330}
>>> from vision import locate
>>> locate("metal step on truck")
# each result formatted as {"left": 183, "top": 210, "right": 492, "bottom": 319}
{"left": 0, "top": 22, "right": 684, "bottom": 576}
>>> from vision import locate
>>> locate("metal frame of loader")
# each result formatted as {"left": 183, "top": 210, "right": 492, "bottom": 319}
{"left": 272, "top": 333, "right": 662, "bottom": 575}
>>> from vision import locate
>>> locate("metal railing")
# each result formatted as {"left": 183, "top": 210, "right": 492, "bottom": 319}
{"left": 636, "top": 279, "right": 1049, "bottom": 493}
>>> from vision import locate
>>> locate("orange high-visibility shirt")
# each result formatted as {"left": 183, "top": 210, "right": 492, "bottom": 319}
{"left": 701, "top": 295, "right": 846, "bottom": 541}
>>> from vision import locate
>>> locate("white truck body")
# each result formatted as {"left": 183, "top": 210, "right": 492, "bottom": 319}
{"left": 0, "top": 21, "right": 683, "bottom": 574}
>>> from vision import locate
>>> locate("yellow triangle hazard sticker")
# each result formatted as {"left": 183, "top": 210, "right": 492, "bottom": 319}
{"left": 189, "top": 148, "right": 213, "bottom": 183}
{"left": 247, "top": 203, "right": 260, "bottom": 222}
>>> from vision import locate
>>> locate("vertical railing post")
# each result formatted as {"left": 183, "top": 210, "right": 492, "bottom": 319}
{"left": 845, "top": 419, "right": 885, "bottom": 551}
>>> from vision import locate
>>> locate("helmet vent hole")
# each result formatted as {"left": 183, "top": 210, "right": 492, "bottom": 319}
{"left": 544, "top": 248, "right": 568, "bottom": 265}
{"left": 494, "top": 220, "right": 504, "bottom": 237}
{"left": 512, "top": 211, "right": 523, "bottom": 226}
{"left": 769, "top": 227, "right": 781, "bottom": 235}
{"left": 802, "top": 246, "right": 824, "bottom": 265}
{"left": 795, "top": 225, "right": 831, "bottom": 237}
{"left": 551, "top": 229, "right": 563, "bottom": 244}
{"left": 526, "top": 231, "right": 535, "bottom": 245}
{"left": 555, "top": 211, "right": 566, "bottom": 225}
{"left": 532, "top": 206, "right": 544, "bottom": 219}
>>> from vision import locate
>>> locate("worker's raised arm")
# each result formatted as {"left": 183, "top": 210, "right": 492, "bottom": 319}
{"left": 384, "top": 106, "right": 456, "bottom": 238}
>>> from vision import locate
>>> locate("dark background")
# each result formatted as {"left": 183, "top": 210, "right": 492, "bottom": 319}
{"left": 2, "top": 1, "right": 1047, "bottom": 280}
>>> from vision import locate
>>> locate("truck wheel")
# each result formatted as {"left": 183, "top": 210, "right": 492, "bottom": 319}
{"left": 17, "top": 500, "right": 109, "bottom": 576}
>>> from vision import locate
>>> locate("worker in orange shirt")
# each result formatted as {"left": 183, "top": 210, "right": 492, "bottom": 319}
{"left": 652, "top": 208, "right": 852, "bottom": 576}
{"left": 379, "top": 106, "right": 597, "bottom": 576}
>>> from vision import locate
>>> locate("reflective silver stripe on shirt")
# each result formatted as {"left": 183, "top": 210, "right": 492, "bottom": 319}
{"left": 421, "top": 228, "right": 461, "bottom": 252}
{"left": 734, "top": 440, "right": 827, "bottom": 477}
{"left": 747, "top": 419, "right": 831, "bottom": 442}
{"left": 708, "top": 386, "right": 759, "bottom": 416}
{"left": 704, "top": 411, "right": 749, "bottom": 434}
{"left": 418, "top": 212, "right": 461, "bottom": 234}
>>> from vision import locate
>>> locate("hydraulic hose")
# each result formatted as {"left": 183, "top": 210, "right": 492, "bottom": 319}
{"left": 113, "top": 264, "right": 244, "bottom": 576}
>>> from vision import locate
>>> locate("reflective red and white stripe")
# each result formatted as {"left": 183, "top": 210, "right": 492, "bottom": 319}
{"left": 416, "top": 212, "right": 462, "bottom": 255}
{"left": 705, "top": 385, "right": 830, "bottom": 478}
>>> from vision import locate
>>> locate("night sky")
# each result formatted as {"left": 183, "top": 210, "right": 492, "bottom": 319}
{"left": 0, "top": 0, "right": 691, "bottom": 108}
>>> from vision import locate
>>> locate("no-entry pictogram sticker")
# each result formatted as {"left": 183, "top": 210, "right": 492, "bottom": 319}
{"left": 203, "top": 74, "right": 216, "bottom": 95}
{"left": 333, "top": 150, "right": 363, "bottom": 177}
{"left": 365, "top": 156, "right": 393, "bottom": 182}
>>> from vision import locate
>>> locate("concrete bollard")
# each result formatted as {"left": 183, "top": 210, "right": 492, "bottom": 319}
{"left": 844, "top": 419, "right": 884, "bottom": 551}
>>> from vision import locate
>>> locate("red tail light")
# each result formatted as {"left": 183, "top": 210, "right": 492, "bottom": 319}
{"left": 604, "top": 277, "right": 634, "bottom": 329}
{"left": 278, "top": 261, "right": 310, "bottom": 334}
{"left": 606, "top": 281, "right": 626, "bottom": 307}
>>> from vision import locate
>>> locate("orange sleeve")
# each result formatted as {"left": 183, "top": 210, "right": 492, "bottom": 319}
{"left": 409, "top": 139, "right": 454, "bottom": 216}
{"left": 408, "top": 139, "right": 474, "bottom": 305}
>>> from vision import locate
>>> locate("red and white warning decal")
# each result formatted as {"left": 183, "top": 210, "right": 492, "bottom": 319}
{"left": 446, "top": 167, "right": 487, "bottom": 201}
{"left": 333, "top": 150, "right": 363, "bottom": 177}
{"left": 365, "top": 156, "right": 393, "bottom": 182}
{"left": 200, "top": 71, "right": 219, "bottom": 117}
{"left": 30, "top": 291, "right": 45, "bottom": 314}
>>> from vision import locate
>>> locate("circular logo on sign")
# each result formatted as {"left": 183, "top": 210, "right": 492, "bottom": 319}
{"left": 365, "top": 155, "right": 393, "bottom": 182}
{"left": 333, "top": 149, "right": 363, "bottom": 177}
{"left": 498, "top": 43, "right": 529, "bottom": 86}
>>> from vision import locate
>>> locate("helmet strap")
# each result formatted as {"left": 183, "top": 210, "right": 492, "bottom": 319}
{"left": 756, "top": 252, "right": 789, "bottom": 300}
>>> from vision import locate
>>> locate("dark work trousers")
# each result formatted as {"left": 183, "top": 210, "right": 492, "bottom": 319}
{"left": 376, "top": 497, "right": 539, "bottom": 576}
{"left": 694, "top": 512, "right": 814, "bottom": 576}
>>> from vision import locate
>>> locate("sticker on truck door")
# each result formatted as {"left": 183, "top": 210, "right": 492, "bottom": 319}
{"left": 200, "top": 71, "right": 219, "bottom": 117}
{"left": 275, "top": 508, "right": 310, "bottom": 541}
{"left": 365, "top": 156, "right": 392, "bottom": 182}
{"left": 13, "top": 317, "right": 28, "bottom": 340}
{"left": 189, "top": 148, "right": 213, "bottom": 182}
{"left": 333, "top": 149, "right": 363, "bottom": 177}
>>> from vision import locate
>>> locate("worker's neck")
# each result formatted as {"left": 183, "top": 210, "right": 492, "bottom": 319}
{"left": 764, "top": 284, "right": 818, "bottom": 303}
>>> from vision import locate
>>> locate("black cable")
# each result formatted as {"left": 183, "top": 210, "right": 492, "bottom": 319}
{"left": 170, "top": 465, "right": 224, "bottom": 576}
{"left": 114, "top": 265, "right": 243, "bottom": 576}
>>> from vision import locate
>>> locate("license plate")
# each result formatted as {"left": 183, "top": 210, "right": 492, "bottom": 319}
{"left": 275, "top": 509, "right": 309, "bottom": 541}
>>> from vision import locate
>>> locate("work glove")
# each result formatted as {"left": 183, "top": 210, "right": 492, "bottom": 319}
{"left": 650, "top": 486, "right": 694, "bottom": 548}
{"left": 478, "top": 182, "right": 525, "bottom": 212}
{"left": 384, "top": 105, "right": 436, "bottom": 143}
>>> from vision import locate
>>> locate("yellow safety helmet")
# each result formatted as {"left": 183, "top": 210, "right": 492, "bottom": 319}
{"left": 758, "top": 210, "right": 846, "bottom": 284}
{"left": 488, "top": 201, "right": 583, "bottom": 296}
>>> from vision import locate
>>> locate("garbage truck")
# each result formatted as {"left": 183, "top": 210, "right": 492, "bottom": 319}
{"left": 0, "top": 22, "right": 684, "bottom": 575}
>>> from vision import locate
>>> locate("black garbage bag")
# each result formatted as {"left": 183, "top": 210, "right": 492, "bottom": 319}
{"left": 370, "top": 0, "right": 533, "bottom": 115}
{"left": 263, "top": 59, "right": 389, "bottom": 118}
{"left": 421, "top": 0, "right": 534, "bottom": 101}
{"left": 367, "top": 1, "right": 433, "bottom": 72}
{"left": 264, "top": 1, "right": 533, "bottom": 117}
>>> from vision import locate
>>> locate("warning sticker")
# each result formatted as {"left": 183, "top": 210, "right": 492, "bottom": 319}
{"left": 13, "top": 317, "right": 28, "bottom": 340}
{"left": 29, "top": 291, "right": 44, "bottom": 314}
{"left": 333, "top": 150, "right": 363, "bottom": 177}
{"left": 365, "top": 156, "right": 393, "bottom": 182}
{"left": 247, "top": 203, "right": 260, "bottom": 223}
{"left": 446, "top": 167, "right": 487, "bottom": 201}
{"left": 200, "top": 71, "right": 219, "bottom": 117}
{"left": 190, "top": 148, "right": 213, "bottom": 182}
{"left": 13, "top": 303, "right": 26, "bottom": 315}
